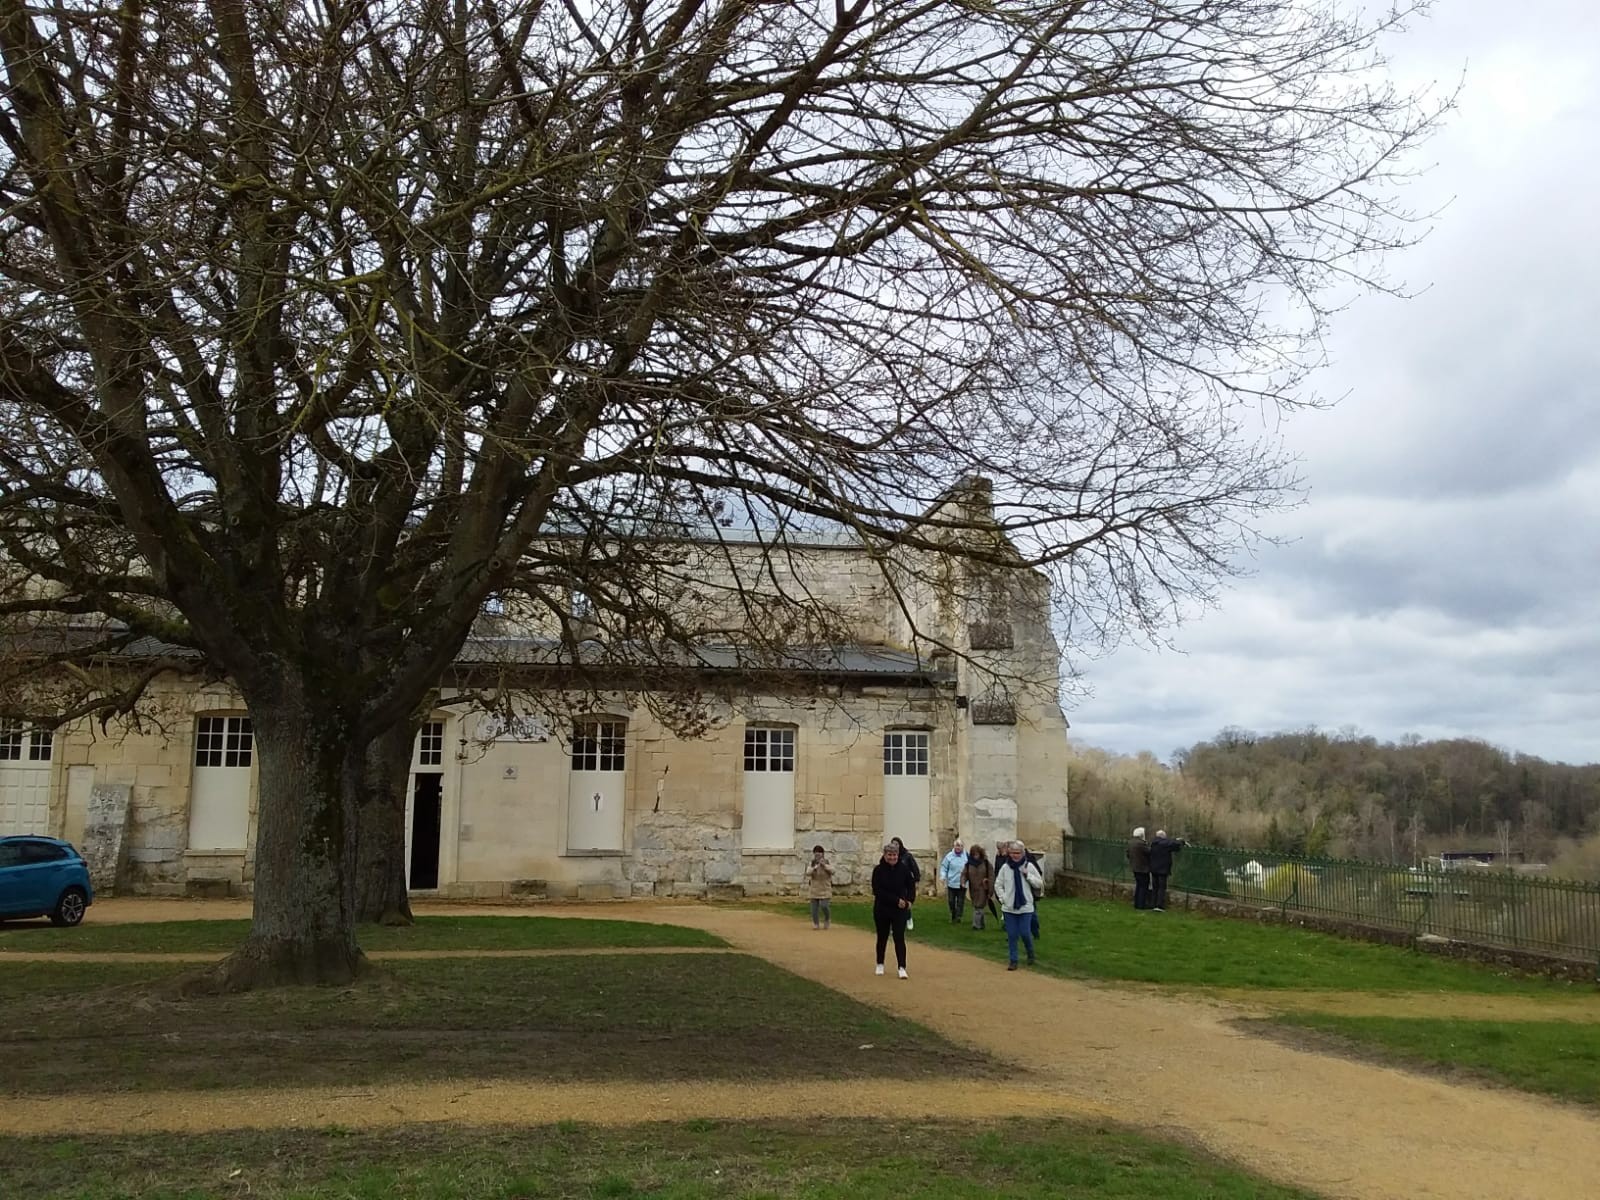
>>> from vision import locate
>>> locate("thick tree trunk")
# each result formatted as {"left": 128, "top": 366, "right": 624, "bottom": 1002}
{"left": 188, "top": 704, "right": 369, "bottom": 992}
{"left": 351, "top": 720, "right": 416, "bottom": 926}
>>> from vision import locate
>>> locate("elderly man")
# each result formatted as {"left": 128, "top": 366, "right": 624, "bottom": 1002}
{"left": 938, "top": 838, "right": 969, "bottom": 923}
{"left": 1127, "top": 826, "right": 1153, "bottom": 910}
{"left": 1148, "top": 830, "right": 1187, "bottom": 912}
{"left": 995, "top": 840, "right": 1045, "bottom": 970}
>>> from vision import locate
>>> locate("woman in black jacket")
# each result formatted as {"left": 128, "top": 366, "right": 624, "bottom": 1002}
{"left": 871, "top": 841, "right": 918, "bottom": 978}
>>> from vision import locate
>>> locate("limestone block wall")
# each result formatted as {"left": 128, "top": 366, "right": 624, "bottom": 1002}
{"left": 490, "top": 537, "right": 900, "bottom": 648}
{"left": 52, "top": 676, "right": 259, "bottom": 895}
{"left": 439, "top": 686, "right": 960, "bottom": 900}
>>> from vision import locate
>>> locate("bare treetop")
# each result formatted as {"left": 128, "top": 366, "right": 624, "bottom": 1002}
{"left": 1, "top": 0, "right": 1447, "bottom": 982}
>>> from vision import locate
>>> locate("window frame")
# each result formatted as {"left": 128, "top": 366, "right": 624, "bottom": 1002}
{"left": 0, "top": 721, "right": 50, "bottom": 763}
{"left": 882, "top": 730, "right": 931, "bottom": 777}
{"left": 571, "top": 719, "right": 626, "bottom": 772}
{"left": 743, "top": 726, "right": 797, "bottom": 773}
{"left": 417, "top": 720, "right": 444, "bottom": 767}
{"left": 194, "top": 715, "right": 254, "bottom": 769}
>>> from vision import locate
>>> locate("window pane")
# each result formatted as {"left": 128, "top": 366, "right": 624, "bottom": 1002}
{"left": 419, "top": 721, "right": 444, "bottom": 766}
{"left": 0, "top": 722, "right": 22, "bottom": 761}
{"left": 28, "top": 729, "right": 52, "bottom": 761}
{"left": 197, "top": 716, "right": 252, "bottom": 768}
{"left": 573, "top": 720, "right": 624, "bottom": 771}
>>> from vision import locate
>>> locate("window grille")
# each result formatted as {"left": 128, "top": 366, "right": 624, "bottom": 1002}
{"left": 195, "top": 716, "right": 254, "bottom": 768}
{"left": 571, "top": 720, "right": 626, "bottom": 771}
{"left": 744, "top": 727, "right": 796, "bottom": 772}
{"left": 882, "top": 731, "right": 930, "bottom": 777}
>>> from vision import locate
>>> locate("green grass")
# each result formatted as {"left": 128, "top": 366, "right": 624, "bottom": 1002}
{"left": 1264, "top": 1014, "right": 1600, "bottom": 1107}
{"left": 0, "top": 914, "right": 723, "bottom": 954}
{"left": 0, "top": 1119, "right": 1316, "bottom": 1199}
{"left": 0, "top": 954, "right": 962, "bottom": 1095}
{"left": 817, "top": 897, "right": 1581, "bottom": 994}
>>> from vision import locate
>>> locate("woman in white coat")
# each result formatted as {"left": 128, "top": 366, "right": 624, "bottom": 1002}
{"left": 994, "top": 840, "right": 1044, "bottom": 970}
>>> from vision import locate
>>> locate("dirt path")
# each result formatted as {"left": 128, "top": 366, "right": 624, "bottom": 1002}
{"left": 562, "top": 904, "right": 1600, "bottom": 1200}
{"left": 10, "top": 900, "right": 1598, "bottom": 1199}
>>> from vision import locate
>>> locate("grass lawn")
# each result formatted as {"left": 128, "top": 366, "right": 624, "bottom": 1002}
{"left": 814, "top": 898, "right": 1579, "bottom": 994}
{"left": 1263, "top": 1014, "right": 1600, "bottom": 1107}
{"left": 0, "top": 914, "right": 722, "bottom": 954}
{"left": 0, "top": 1119, "right": 1316, "bottom": 1199}
{"left": 0, "top": 954, "right": 962, "bottom": 1095}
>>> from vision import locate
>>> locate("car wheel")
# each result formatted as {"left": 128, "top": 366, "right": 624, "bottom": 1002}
{"left": 50, "top": 887, "right": 88, "bottom": 927}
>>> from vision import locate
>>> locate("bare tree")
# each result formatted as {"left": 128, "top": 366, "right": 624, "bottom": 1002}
{"left": 0, "top": 0, "right": 1445, "bottom": 987}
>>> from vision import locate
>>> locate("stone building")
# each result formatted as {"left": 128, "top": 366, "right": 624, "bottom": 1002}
{"left": 3, "top": 484, "right": 1073, "bottom": 898}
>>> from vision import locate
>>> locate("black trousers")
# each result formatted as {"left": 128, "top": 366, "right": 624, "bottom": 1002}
{"left": 1151, "top": 872, "right": 1172, "bottom": 910}
{"left": 874, "top": 906, "right": 909, "bottom": 968}
{"left": 946, "top": 886, "right": 966, "bottom": 921}
{"left": 1132, "top": 871, "right": 1152, "bottom": 909}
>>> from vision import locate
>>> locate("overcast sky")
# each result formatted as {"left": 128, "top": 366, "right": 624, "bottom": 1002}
{"left": 1067, "top": 1, "right": 1600, "bottom": 767}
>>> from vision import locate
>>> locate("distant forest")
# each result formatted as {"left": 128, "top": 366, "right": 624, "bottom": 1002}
{"left": 1067, "top": 728, "right": 1600, "bottom": 880}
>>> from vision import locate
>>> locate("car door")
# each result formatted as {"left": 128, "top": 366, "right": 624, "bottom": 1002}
{"left": 12, "top": 841, "right": 68, "bottom": 913}
{"left": 0, "top": 841, "right": 26, "bottom": 915}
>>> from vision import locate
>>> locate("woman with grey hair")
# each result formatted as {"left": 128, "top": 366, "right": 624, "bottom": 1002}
{"left": 870, "top": 840, "right": 918, "bottom": 978}
{"left": 994, "top": 840, "right": 1044, "bottom": 970}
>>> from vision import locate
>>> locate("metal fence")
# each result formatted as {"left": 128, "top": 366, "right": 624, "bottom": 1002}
{"left": 1062, "top": 835, "right": 1600, "bottom": 967}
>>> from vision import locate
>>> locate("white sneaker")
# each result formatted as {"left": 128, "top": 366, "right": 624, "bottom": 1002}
{"left": 906, "top": 918, "right": 915, "bottom": 930}
{"left": 897, "top": 967, "right": 908, "bottom": 979}
{"left": 874, "top": 963, "right": 885, "bottom": 976}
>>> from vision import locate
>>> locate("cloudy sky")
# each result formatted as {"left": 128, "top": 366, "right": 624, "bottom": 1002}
{"left": 1067, "top": 1, "right": 1600, "bottom": 766}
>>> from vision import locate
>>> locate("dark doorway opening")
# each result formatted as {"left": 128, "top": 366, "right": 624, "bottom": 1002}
{"left": 410, "top": 772, "right": 443, "bottom": 890}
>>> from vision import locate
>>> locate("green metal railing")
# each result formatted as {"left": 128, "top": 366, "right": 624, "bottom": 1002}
{"left": 1062, "top": 835, "right": 1600, "bottom": 967}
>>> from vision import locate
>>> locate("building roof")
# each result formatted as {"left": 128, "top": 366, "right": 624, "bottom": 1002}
{"left": 454, "top": 637, "right": 950, "bottom": 683}
{"left": 6, "top": 626, "right": 950, "bottom": 686}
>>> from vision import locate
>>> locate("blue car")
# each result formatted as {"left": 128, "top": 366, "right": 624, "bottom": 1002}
{"left": 0, "top": 836, "right": 94, "bottom": 926}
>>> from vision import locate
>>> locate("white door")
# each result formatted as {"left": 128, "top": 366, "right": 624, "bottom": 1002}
{"left": 882, "top": 730, "right": 932, "bottom": 852}
{"left": 742, "top": 727, "right": 796, "bottom": 851}
{"left": 188, "top": 716, "right": 254, "bottom": 850}
{"left": 0, "top": 725, "right": 54, "bottom": 837}
{"left": 567, "top": 719, "right": 626, "bottom": 851}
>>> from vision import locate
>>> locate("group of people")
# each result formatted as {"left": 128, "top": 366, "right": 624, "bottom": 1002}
{"left": 1125, "top": 827, "right": 1187, "bottom": 911}
{"left": 804, "top": 835, "right": 1045, "bottom": 977}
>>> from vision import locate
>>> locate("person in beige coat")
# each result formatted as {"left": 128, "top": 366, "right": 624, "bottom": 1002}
{"left": 805, "top": 844, "right": 834, "bottom": 929}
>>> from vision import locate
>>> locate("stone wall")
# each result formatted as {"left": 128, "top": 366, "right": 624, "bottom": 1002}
{"left": 53, "top": 676, "right": 258, "bottom": 896}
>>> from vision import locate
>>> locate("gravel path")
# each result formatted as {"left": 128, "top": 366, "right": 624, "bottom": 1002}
{"left": 8, "top": 898, "right": 1596, "bottom": 1200}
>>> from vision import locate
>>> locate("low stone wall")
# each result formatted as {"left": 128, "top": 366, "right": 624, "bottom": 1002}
{"left": 617, "top": 811, "right": 881, "bottom": 900}
{"left": 1060, "top": 872, "right": 1600, "bottom": 985}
